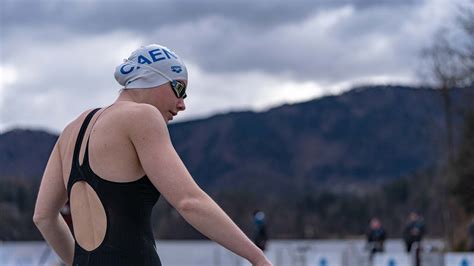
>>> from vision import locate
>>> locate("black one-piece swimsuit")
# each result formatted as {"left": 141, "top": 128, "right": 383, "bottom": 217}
{"left": 67, "top": 108, "right": 162, "bottom": 266}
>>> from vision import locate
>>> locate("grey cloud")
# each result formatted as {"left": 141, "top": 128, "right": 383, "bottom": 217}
{"left": 1, "top": 0, "right": 447, "bottom": 86}
{"left": 0, "top": 0, "right": 445, "bottom": 82}
{"left": 143, "top": 4, "right": 425, "bottom": 81}
{"left": 0, "top": 0, "right": 462, "bottom": 132}
{"left": 1, "top": 0, "right": 422, "bottom": 36}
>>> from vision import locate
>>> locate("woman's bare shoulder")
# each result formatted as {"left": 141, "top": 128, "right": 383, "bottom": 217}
{"left": 112, "top": 102, "right": 165, "bottom": 125}
{"left": 57, "top": 104, "right": 164, "bottom": 143}
{"left": 110, "top": 103, "right": 169, "bottom": 141}
{"left": 58, "top": 108, "right": 97, "bottom": 144}
{"left": 115, "top": 102, "right": 160, "bottom": 115}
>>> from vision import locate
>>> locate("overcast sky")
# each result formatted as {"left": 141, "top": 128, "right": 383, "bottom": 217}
{"left": 0, "top": 0, "right": 467, "bottom": 133}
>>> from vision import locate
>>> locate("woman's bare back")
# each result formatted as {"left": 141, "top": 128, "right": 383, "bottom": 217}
{"left": 58, "top": 103, "right": 148, "bottom": 250}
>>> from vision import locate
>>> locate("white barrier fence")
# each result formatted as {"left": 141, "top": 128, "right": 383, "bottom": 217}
{"left": 0, "top": 242, "right": 62, "bottom": 266}
{"left": 373, "top": 252, "right": 410, "bottom": 266}
{"left": 445, "top": 253, "right": 474, "bottom": 266}
{"left": 0, "top": 239, "right": 471, "bottom": 266}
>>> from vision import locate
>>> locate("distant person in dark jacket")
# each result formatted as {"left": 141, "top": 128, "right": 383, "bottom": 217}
{"left": 469, "top": 218, "right": 474, "bottom": 251}
{"left": 253, "top": 210, "right": 268, "bottom": 251}
{"left": 366, "top": 217, "right": 386, "bottom": 256}
{"left": 403, "top": 212, "right": 426, "bottom": 252}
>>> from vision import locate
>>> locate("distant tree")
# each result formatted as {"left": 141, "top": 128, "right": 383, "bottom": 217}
{"left": 452, "top": 113, "right": 474, "bottom": 213}
{"left": 421, "top": 2, "right": 474, "bottom": 249}
{"left": 422, "top": 2, "right": 474, "bottom": 161}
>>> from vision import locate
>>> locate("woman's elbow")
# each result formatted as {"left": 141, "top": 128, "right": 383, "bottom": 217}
{"left": 175, "top": 190, "right": 212, "bottom": 215}
{"left": 33, "top": 213, "right": 44, "bottom": 226}
{"left": 176, "top": 197, "right": 202, "bottom": 214}
{"left": 33, "top": 211, "right": 53, "bottom": 227}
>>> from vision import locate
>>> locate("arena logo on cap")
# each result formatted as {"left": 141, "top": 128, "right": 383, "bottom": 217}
{"left": 120, "top": 48, "right": 179, "bottom": 75}
{"left": 171, "top": 66, "right": 182, "bottom": 73}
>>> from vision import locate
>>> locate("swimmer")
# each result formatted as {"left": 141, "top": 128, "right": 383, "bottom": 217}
{"left": 33, "top": 44, "right": 272, "bottom": 266}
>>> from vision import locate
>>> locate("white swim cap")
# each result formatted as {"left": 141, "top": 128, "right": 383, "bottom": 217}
{"left": 114, "top": 44, "right": 188, "bottom": 89}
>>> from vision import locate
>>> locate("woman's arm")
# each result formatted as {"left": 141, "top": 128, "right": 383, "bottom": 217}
{"left": 128, "top": 105, "right": 271, "bottom": 266}
{"left": 33, "top": 140, "right": 74, "bottom": 265}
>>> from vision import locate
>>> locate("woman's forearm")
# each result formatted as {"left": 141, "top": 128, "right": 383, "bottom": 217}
{"left": 176, "top": 193, "right": 268, "bottom": 265}
{"left": 33, "top": 214, "right": 75, "bottom": 265}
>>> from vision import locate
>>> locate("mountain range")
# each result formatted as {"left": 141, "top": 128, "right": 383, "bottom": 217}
{"left": 1, "top": 85, "right": 470, "bottom": 195}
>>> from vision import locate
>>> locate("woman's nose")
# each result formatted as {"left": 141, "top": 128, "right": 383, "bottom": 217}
{"left": 177, "top": 98, "right": 186, "bottom": 111}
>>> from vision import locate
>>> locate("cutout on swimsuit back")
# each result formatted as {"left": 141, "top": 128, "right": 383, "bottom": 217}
{"left": 70, "top": 181, "right": 107, "bottom": 251}
{"left": 67, "top": 108, "right": 107, "bottom": 251}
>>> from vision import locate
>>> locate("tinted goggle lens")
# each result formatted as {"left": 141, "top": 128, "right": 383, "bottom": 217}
{"left": 171, "top": 80, "right": 187, "bottom": 99}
